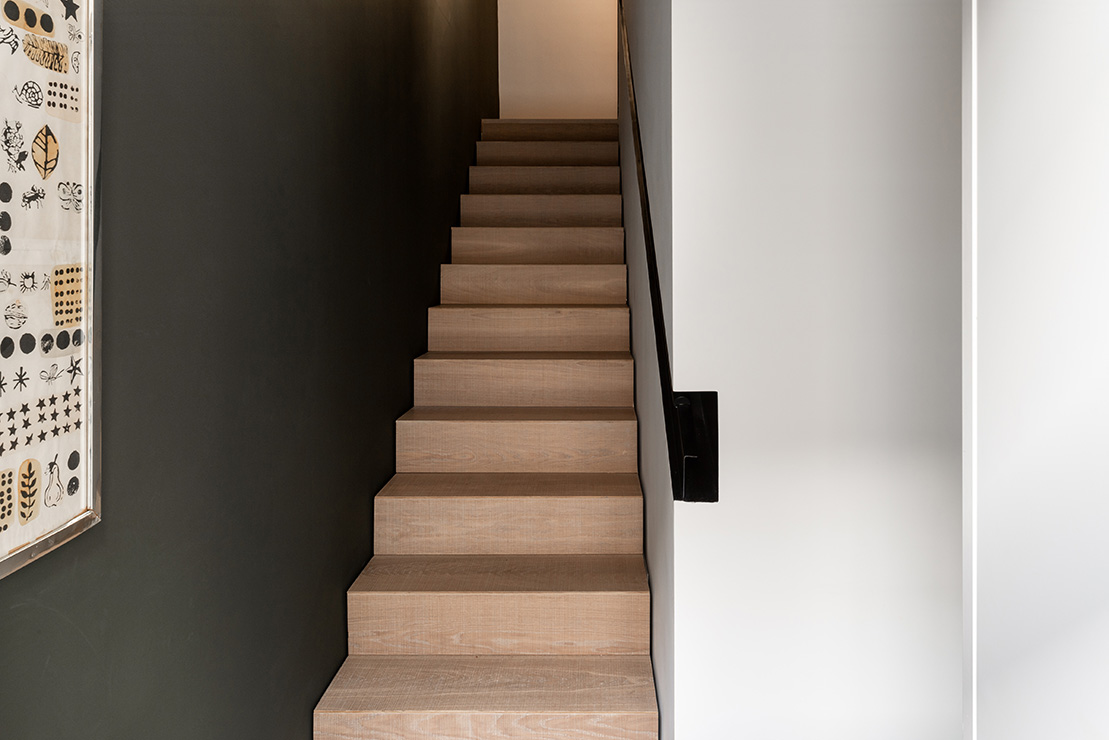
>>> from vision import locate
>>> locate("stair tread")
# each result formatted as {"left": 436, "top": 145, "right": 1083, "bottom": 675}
{"left": 477, "top": 141, "right": 619, "bottom": 166}
{"left": 431, "top": 304, "right": 627, "bottom": 309}
{"left": 316, "top": 655, "right": 658, "bottom": 714}
{"left": 379, "top": 473, "right": 642, "bottom": 499}
{"left": 441, "top": 264, "right": 627, "bottom": 305}
{"left": 417, "top": 351, "right": 632, "bottom": 361}
{"left": 350, "top": 554, "right": 647, "bottom": 594}
{"left": 451, "top": 227, "right": 625, "bottom": 265}
{"left": 398, "top": 407, "right": 636, "bottom": 422}
{"left": 469, "top": 166, "right": 621, "bottom": 195}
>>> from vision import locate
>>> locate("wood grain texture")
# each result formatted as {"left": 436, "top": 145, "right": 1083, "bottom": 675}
{"left": 375, "top": 493, "right": 642, "bottom": 556}
{"left": 414, "top": 351, "right": 632, "bottom": 407}
{"left": 315, "top": 655, "right": 657, "bottom": 712}
{"left": 460, "top": 195, "right": 622, "bottom": 228}
{"left": 351, "top": 554, "right": 646, "bottom": 591}
{"left": 440, "top": 265, "right": 626, "bottom": 306}
{"left": 452, "top": 227, "right": 625, "bottom": 265}
{"left": 469, "top": 166, "right": 620, "bottom": 195}
{"left": 377, "top": 472, "right": 643, "bottom": 498}
{"left": 315, "top": 712, "right": 657, "bottom": 740}
{"left": 428, "top": 306, "right": 629, "bottom": 352}
{"left": 481, "top": 119, "right": 619, "bottom": 142}
{"left": 347, "top": 555, "right": 648, "bottom": 655}
{"left": 314, "top": 655, "right": 658, "bottom": 740}
{"left": 395, "top": 407, "right": 637, "bottom": 473}
{"left": 476, "top": 141, "right": 619, "bottom": 166}
{"left": 375, "top": 475, "right": 643, "bottom": 556}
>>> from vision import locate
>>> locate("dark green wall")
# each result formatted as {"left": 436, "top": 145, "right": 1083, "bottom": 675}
{"left": 0, "top": 2, "right": 498, "bottom": 737}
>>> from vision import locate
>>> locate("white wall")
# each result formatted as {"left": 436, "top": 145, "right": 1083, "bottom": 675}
{"left": 498, "top": 0, "right": 617, "bottom": 119}
{"left": 672, "top": 1, "right": 963, "bottom": 737}
{"left": 977, "top": 2, "right": 1109, "bottom": 736}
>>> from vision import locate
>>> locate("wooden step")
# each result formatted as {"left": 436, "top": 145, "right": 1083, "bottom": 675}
{"left": 314, "top": 655, "right": 658, "bottom": 739}
{"left": 414, "top": 352, "right": 633, "bottom": 407}
{"left": 428, "top": 306, "right": 629, "bottom": 352}
{"left": 346, "top": 554, "right": 648, "bottom": 655}
{"left": 469, "top": 166, "right": 621, "bottom": 194}
{"left": 476, "top": 141, "right": 619, "bottom": 166}
{"left": 374, "top": 473, "right": 643, "bottom": 555}
{"left": 481, "top": 118, "right": 619, "bottom": 141}
{"left": 460, "top": 195, "right": 622, "bottom": 228}
{"left": 396, "top": 407, "right": 637, "bottom": 474}
{"left": 441, "top": 265, "right": 626, "bottom": 305}
{"left": 452, "top": 227, "right": 625, "bottom": 265}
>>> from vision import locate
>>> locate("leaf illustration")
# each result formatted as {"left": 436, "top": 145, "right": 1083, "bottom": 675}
{"left": 32, "top": 125, "right": 59, "bottom": 180}
{"left": 18, "top": 459, "right": 40, "bottom": 525}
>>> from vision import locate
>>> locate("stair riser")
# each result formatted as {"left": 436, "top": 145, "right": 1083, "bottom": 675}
{"left": 315, "top": 712, "right": 658, "bottom": 740}
{"left": 460, "top": 195, "right": 622, "bottom": 228}
{"left": 477, "top": 141, "right": 619, "bottom": 166}
{"left": 441, "top": 265, "right": 626, "bottom": 305}
{"left": 375, "top": 497, "right": 642, "bottom": 554}
{"left": 348, "top": 593, "right": 649, "bottom": 655}
{"left": 414, "top": 359, "right": 633, "bottom": 407}
{"left": 469, "top": 166, "right": 621, "bottom": 194}
{"left": 452, "top": 227, "right": 625, "bottom": 265}
{"left": 481, "top": 119, "right": 619, "bottom": 141}
{"left": 396, "top": 420, "right": 637, "bottom": 473}
{"left": 429, "top": 308, "right": 629, "bottom": 352}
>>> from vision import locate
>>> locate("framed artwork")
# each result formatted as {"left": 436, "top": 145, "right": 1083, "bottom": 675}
{"left": 0, "top": 0, "right": 98, "bottom": 578}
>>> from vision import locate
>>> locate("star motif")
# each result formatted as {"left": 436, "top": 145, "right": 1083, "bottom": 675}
{"left": 73, "top": 386, "right": 81, "bottom": 397}
{"left": 73, "top": 419, "right": 81, "bottom": 430}
{"left": 74, "top": 402, "right": 81, "bottom": 413}
{"left": 37, "top": 399, "right": 46, "bottom": 410}
{"left": 21, "top": 419, "right": 29, "bottom": 429}
{"left": 49, "top": 396, "right": 57, "bottom": 406}
{"left": 63, "top": 392, "right": 71, "bottom": 402}
{"left": 13, "top": 368, "right": 28, "bottom": 391}
{"left": 24, "top": 435, "right": 31, "bottom": 445}
{"left": 0, "top": 444, "right": 5, "bottom": 454}
{"left": 50, "top": 410, "right": 58, "bottom": 421}
{"left": 38, "top": 414, "right": 45, "bottom": 423}
{"left": 51, "top": 426, "right": 59, "bottom": 437}
{"left": 19, "top": 403, "right": 29, "bottom": 415}
{"left": 5, "top": 409, "right": 14, "bottom": 421}
{"left": 7, "top": 425, "right": 15, "bottom": 436}
{"left": 65, "top": 358, "right": 82, "bottom": 384}
{"left": 9, "top": 437, "right": 17, "bottom": 451}
{"left": 62, "top": 424, "right": 70, "bottom": 433}
{"left": 64, "top": 406, "right": 71, "bottom": 417}
{"left": 38, "top": 431, "right": 46, "bottom": 442}
{"left": 60, "top": 0, "right": 79, "bottom": 21}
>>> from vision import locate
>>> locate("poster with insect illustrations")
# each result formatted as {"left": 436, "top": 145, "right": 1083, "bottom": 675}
{"left": 0, "top": 0, "right": 96, "bottom": 578}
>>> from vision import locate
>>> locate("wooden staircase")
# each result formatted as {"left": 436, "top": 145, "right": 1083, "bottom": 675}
{"left": 314, "top": 119, "right": 658, "bottom": 740}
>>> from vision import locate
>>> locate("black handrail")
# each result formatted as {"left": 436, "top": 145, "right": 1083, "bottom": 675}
{"left": 618, "top": 1, "right": 718, "bottom": 503}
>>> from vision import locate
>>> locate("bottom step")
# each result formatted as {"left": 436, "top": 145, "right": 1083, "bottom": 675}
{"left": 314, "top": 655, "right": 658, "bottom": 740}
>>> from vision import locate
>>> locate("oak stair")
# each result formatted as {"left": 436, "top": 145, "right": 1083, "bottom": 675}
{"left": 315, "top": 119, "right": 657, "bottom": 739}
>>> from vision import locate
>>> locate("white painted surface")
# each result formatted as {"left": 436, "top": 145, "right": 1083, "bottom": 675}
{"left": 498, "top": 0, "right": 617, "bottom": 119}
{"left": 671, "top": 1, "right": 963, "bottom": 736}
{"left": 961, "top": 1, "right": 976, "bottom": 737}
{"left": 978, "top": 1, "right": 1109, "bottom": 736}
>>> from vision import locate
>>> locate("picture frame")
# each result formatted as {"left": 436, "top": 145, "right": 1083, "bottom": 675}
{"left": 0, "top": 0, "right": 99, "bottom": 579}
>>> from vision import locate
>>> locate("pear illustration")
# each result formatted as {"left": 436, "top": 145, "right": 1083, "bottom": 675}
{"left": 43, "top": 455, "right": 64, "bottom": 508}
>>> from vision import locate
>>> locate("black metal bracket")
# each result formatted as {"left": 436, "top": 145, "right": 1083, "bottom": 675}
{"left": 673, "top": 391, "right": 719, "bottom": 503}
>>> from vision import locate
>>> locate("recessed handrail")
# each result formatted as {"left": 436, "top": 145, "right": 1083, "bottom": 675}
{"left": 617, "top": 0, "right": 718, "bottom": 503}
